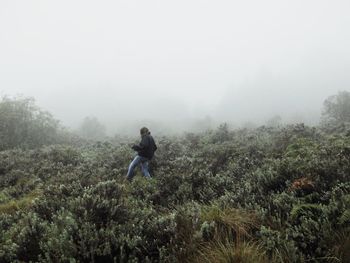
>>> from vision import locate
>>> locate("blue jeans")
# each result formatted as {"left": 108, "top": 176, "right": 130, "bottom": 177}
{"left": 126, "top": 155, "right": 151, "bottom": 181}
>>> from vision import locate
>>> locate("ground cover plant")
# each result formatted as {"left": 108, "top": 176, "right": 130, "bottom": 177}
{"left": 0, "top": 95, "right": 349, "bottom": 262}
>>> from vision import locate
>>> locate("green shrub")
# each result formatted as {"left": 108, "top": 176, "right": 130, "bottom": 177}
{"left": 0, "top": 123, "right": 349, "bottom": 262}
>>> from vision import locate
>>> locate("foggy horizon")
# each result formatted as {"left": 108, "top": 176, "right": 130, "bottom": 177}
{"left": 1, "top": 0, "right": 349, "bottom": 134}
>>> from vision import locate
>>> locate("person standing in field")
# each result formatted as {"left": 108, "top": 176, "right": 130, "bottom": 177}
{"left": 126, "top": 127, "right": 157, "bottom": 181}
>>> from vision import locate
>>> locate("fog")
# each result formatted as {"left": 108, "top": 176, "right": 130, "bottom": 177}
{"left": 1, "top": 0, "right": 350, "bottom": 135}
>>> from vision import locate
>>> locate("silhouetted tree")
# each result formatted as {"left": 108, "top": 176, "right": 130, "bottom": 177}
{"left": 211, "top": 123, "right": 230, "bottom": 143}
{"left": 0, "top": 96, "right": 60, "bottom": 150}
{"left": 266, "top": 115, "right": 282, "bottom": 127}
{"left": 322, "top": 91, "right": 350, "bottom": 124}
{"left": 78, "top": 116, "right": 106, "bottom": 141}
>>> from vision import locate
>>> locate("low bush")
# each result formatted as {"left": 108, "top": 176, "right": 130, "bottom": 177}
{"left": 0, "top": 124, "right": 349, "bottom": 262}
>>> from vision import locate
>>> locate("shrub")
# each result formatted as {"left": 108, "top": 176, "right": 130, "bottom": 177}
{"left": 0, "top": 122, "right": 349, "bottom": 262}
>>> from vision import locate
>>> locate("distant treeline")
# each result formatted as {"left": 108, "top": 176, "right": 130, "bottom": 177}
{"left": 0, "top": 91, "right": 349, "bottom": 150}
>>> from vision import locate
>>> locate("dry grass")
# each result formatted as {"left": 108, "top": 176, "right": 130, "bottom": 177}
{"left": 201, "top": 205, "right": 258, "bottom": 243}
{"left": 0, "top": 190, "right": 41, "bottom": 215}
{"left": 193, "top": 241, "right": 270, "bottom": 263}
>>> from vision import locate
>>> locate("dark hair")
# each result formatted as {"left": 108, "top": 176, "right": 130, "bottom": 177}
{"left": 140, "top": 127, "right": 150, "bottom": 136}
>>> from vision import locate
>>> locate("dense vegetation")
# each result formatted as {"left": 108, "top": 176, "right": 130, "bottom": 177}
{"left": 0, "top": 93, "right": 349, "bottom": 262}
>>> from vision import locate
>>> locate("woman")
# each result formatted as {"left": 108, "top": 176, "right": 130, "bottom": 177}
{"left": 126, "top": 127, "right": 157, "bottom": 181}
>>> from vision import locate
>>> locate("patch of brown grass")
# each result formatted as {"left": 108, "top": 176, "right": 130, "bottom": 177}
{"left": 201, "top": 205, "right": 258, "bottom": 243}
{"left": 194, "top": 241, "right": 270, "bottom": 263}
{"left": 0, "top": 190, "right": 41, "bottom": 215}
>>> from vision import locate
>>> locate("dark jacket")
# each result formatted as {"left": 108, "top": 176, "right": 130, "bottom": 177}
{"left": 132, "top": 134, "right": 157, "bottom": 160}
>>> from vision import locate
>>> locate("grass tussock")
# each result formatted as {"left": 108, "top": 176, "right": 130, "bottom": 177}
{"left": 0, "top": 190, "right": 41, "bottom": 215}
{"left": 329, "top": 229, "right": 350, "bottom": 263}
{"left": 194, "top": 241, "right": 270, "bottom": 263}
{"left": 201, "top": 205, "right": 258, "bottom": 243}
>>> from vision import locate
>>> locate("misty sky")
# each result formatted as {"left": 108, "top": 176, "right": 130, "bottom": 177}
{"left": 1, "top": 0, "right": 350, "bottom": 132}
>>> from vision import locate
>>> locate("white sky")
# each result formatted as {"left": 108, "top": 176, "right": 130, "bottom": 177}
{"left": 1, "top": 0, "right": 350, "bottom": 130}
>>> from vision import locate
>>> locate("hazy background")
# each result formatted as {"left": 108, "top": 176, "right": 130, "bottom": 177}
{"left": 1, "top": 0, "right": 349, "bottom": 135}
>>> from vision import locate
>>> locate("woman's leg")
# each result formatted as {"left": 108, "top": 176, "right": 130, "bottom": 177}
{"left": 140, "top": 159, "right": 151, "bottom": 178}
{"left": 126, "top": 155, "right": 142, "bottom": 181}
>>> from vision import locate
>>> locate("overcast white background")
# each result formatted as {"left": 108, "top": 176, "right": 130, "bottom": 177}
{"left": 1, "top": 0, "right": 349, "bottom": 132}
